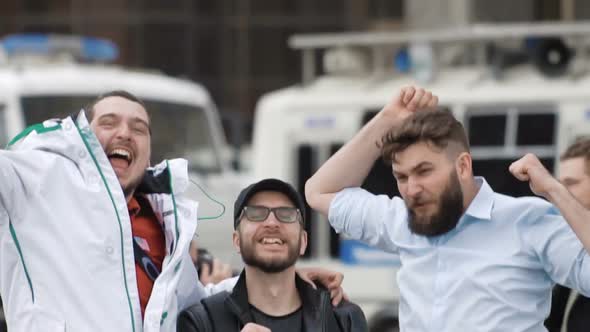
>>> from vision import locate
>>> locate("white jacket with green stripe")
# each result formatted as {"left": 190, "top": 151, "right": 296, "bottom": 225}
{"left": 0, "top": 113, "right": 233, "bottom": 331}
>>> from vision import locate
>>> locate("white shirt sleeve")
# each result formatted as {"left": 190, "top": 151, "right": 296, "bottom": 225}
{"left": 177, "top": 266, "right": 238, "bottom": 310}
{"left": 526, "top": 210, "right": 590, "bottom": 297}
{"left": 328, "top": 187, "right": 409, "bottom": 254}
{"left": 202, "top": 276, "right": 238, "bottom": 296}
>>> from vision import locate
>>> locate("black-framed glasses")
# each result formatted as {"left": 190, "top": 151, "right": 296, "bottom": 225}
{"left": 240, "top": 205, "right": 301, "bottom": 224}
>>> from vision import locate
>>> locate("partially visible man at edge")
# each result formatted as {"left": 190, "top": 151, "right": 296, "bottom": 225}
{"left": 0, "top": 90, "right": 344, "bottom": 331}
{"left": 305, "top": 86, "right": 590, "bottom": 331}
{"left": 544, "top": 137, "right": 590, "bottom": 332}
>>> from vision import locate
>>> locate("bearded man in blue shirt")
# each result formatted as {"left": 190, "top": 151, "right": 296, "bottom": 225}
{"left": 305, "top": 86, "right": 590, "bottom": 332}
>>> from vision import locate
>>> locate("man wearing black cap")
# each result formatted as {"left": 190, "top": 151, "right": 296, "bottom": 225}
{"left": 177, "top": 179, "right": 367, "bottom": 332}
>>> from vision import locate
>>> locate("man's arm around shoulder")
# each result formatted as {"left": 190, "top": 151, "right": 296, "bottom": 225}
{"left": 178, "top": 290, "right": 236, "bottom": 332}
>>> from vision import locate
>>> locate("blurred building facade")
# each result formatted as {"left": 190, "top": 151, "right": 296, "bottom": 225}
{"left": 0, "top": 0, "right": 589, "bottom": 145}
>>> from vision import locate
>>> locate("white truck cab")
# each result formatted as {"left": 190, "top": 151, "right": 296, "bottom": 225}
{"left": 0, "top": 34, "right": 246, "bottom": 267}
{"left": 250, "top": 22, "right": 590, "bottom": 331}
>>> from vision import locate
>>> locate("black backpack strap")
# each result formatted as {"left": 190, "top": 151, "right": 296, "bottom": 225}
{"left": 333, "top": 301, "right": 369, "bottom": 332}
{"left": 177, "top": 303, "right": 214, "bottom": 332}
{"left": 201, "top": 291, "right": 242, "bottom": 331}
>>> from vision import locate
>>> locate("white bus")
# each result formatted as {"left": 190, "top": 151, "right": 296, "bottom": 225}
{"left": 250, "top": 22, "right": 590, "bottom": 331}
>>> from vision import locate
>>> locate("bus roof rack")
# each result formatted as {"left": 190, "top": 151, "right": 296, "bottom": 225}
{"left": 289, "top": 21, "right": 590, "bottom": 83}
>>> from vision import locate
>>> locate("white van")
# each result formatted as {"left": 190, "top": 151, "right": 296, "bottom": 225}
{"left": 0, "top": 34, "right": 246, "bottom": 268}
{"left": 250, "top": 22, "right": 590, "bottom": 330}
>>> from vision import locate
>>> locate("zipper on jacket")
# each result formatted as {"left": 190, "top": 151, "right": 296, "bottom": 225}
{"left": 75, "top": 123, "right": 137, "bottom": 332}
{"left": 320, "top": 290, "right": 331, "bottom": 332}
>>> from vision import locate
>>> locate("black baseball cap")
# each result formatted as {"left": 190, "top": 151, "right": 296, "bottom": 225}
{"left": 234, "top": 178, "right": 306, "bottom": 229}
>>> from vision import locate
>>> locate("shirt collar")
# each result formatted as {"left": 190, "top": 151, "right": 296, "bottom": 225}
{"left": 127, "top": 196, "right": 140, "bottom": 218}
{"left": 463, "top": 177, "right": 494, "bottom": 221}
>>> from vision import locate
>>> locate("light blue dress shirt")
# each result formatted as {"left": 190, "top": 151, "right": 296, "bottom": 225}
{"left": 329, "top": 177, "right": 590, "bottom": 332}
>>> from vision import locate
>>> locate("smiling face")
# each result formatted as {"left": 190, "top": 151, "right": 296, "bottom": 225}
{"left": 89, "top": 96, "right": 151, "bottom": 200}
{"left": 233, "top": 191, "right": 307, "bottom": 273}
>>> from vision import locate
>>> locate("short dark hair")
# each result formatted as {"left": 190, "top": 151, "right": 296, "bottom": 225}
{"left": 84, "top": 90, "right": 147, "bottom": 122}
{"left": 561, "top": 137, "right": 590, "bottom": 175}
{"left": 381, "top": 109, "right": 470, "bottom": 163}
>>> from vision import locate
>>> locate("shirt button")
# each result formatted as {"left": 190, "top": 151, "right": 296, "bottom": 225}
{"left": 105, "top": 246, "right": 114, "bottom": 255}
{"left": 64, "top": 122, "right": 72, "bottom": 131}
{"left": 78, "top": 149, "right": 87, "bottom": 159}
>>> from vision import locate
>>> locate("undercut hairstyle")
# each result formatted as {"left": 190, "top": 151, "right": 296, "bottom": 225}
{"left": 84, "top": 90, "right": 148, "bottom": 123}
{"left": 382, "top": 109, "right": 470, "bottom": 163}
{"left": 560, "top": 137, "right": 590, "bottom": 175}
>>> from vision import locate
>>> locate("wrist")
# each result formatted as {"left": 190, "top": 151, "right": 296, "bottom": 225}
{"left": 377, "top": 107, "right": 405, "bottom": 124}
{"left": 544, "top": 179, "right": 567, "bottom": 204}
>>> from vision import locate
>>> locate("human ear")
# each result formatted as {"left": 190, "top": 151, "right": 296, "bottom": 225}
{"left": 455, "top": 152, "right": 473, "bottom": 180}
{"left": 299, "top": 231, "right": 308, "bottom": 256}
{"left": 232, "top": 231, "right": 241, "bottom": 254}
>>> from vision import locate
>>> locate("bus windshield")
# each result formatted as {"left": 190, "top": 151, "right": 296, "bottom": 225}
{"left": 21, "top": 95, "right": 221, "bottom": 173}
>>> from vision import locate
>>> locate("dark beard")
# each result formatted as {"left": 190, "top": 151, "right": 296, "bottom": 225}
{"left": 407, "top": 171, "right": 464, "bottom": 237}
{"left": 240, "top": 232, "right": 301, "bottom": 273}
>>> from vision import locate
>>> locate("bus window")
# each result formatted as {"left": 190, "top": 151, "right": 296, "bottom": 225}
{"left": 517, "top": 113, "right": 556, "bottom": 146}
{"left": 20, "top": 96, "right": 221, "bottom": 174}
{"left": 467, "top": 114, "right": 506, "bottom": 146}
{"left": 148, "top": 101, "right": 220, "bottom": 174}
{"left": 297, "top": 142, "right": 352, "bottom": 259}
{"left": 473, "top": 158, "right": 554, "bottom": 197}
{"left": 329, "top": 144, "right": 343, "bottom": 258}
{"left": 21, "top": 95, "right": 93, "bottom": 121}
{"left": 466, "top": 104, "right": 556, "bottom": 198}
{"left": 296, "top": 144, "right": 316, "bottom": 258}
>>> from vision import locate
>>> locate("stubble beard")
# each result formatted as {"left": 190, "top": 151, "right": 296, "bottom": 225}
{"left": 240, "top": 232, "right": 301, "bottom": 273}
